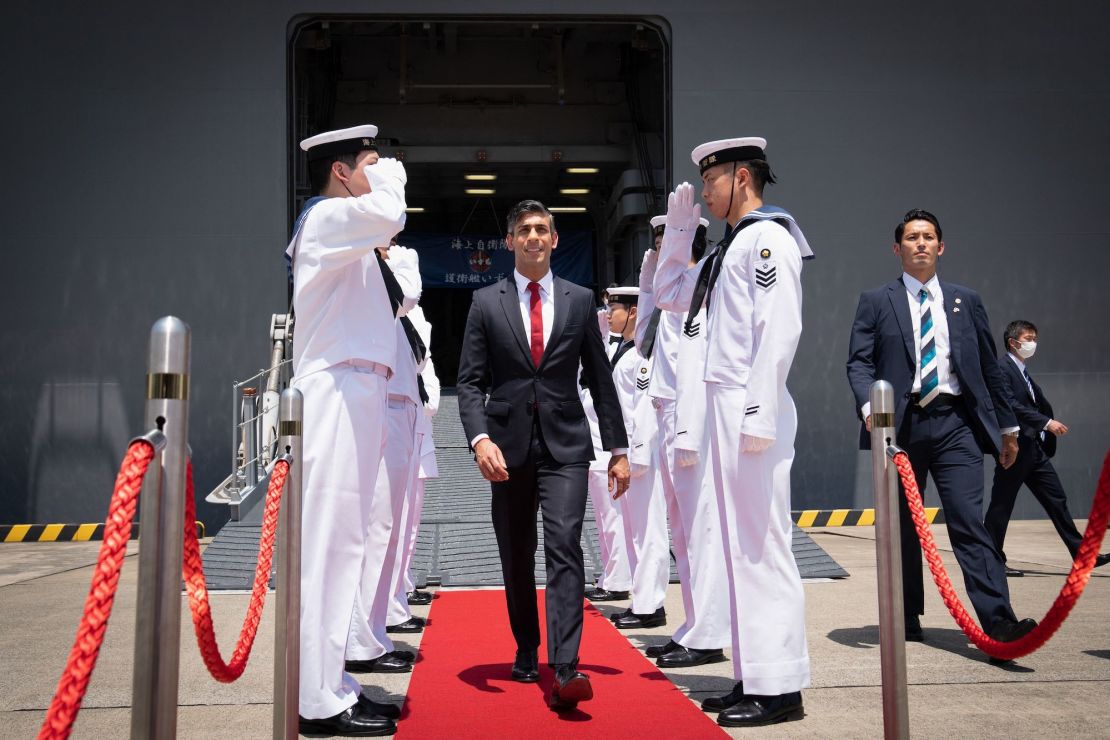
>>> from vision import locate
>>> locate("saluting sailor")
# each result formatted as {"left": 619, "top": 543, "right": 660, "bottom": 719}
{"left": 345, "top": 241, "right": 427, "bottom": 677}
{"left": 653, "top": 137, "right": 813, "bottom": 728}
{"left": 634, "top": 215, "right": 730, "bottom": 669}
{"left": 606, "top": 286, "right": 671, "bottom": 631}
{"left": 286, "top": 124, "right": 416, "bottom": 737}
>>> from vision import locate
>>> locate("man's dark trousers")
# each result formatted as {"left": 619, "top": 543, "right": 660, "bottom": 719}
{"left": 985, "top": 435, "right": 1082, "bottom": 561}
{"left": 491, "top": 414, "right": 588, "bottom": 666}
{"left": 898, "top": 397, "right": 1016, "bottom": 629}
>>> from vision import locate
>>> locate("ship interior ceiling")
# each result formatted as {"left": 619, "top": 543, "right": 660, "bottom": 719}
{"left": 291, "top": 17, "right": 668, "bottom": 384}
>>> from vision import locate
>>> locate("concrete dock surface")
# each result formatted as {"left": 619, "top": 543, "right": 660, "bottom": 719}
{"left": 1, "top": 519, "right": 1107, "bottom": 739}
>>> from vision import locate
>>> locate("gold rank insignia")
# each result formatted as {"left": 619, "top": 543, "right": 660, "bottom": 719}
{"left": 640, "top": 367, "right": 648, "bottom": 373}
{"left": 362, "top": 138, "right": 371, "bottom": 146}
{"left": 760, "top": 248, "right": 771, "bottom": 258}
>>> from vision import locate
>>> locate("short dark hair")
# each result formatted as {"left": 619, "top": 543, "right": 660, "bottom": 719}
{"left": 692, "top": 224, "right": 709, "bottom": 262}
{"left": 308, "top": 151, "right": 360, "bottom": 195}
{"left": 737, "top": 159, "right": 776, "bottom": 196}
{"left": 895, "top": 209, "right": 943, "bottom": 242}
{"left": 506, "top": 200, "right": 555, "bottom": 234}
{"left": 1003, "top": 320, "right": 1037, "bottom": 349}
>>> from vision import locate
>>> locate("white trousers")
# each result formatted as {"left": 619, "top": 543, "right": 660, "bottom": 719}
{"left": 653, "top": 398, "right": 730, "bottom": 650}
{"left": 387, "top": 441, "right": 429, "bottom": 626}
{"left": 294, "top": 364, "right": 388, "bottom": 719}
{"left": 619, "top": 458, "right": 670, "bottom": 614}
{"left": 588, "top": 468, "right": 632, "bottom": 592}
{"left": 706, "top": 383, "right": 810, "bottom": 694}
{"left": 346, "top": 398, "right": 420, "bottom": 660}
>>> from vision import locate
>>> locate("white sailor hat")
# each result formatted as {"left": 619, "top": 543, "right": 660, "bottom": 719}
{"left": 607, "top": 285, "right": 640, "bottom": 303}
{"left": 691, "top": 137, "right": 768, "bottom": 174}
{"left": 300, "top": 124, "right": 380, "bottom": 162}
{"left": 650, "top": 215, "right": 710, "bottom": 235}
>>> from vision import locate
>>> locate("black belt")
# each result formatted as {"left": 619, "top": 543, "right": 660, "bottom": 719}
{"left": 908, "top": 392, "right": 961, "bottom": 408}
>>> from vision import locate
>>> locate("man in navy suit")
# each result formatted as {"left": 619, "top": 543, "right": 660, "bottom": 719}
{"left": 457, "top": 200, "right": 630, "bottom": 708}
{"left": 846, "top": 208, "right": 1036, "bottom": 650}
{"left": 984, "top": 320, "right": 1110, "bottom": 573}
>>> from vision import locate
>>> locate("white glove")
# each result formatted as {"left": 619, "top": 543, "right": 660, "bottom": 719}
{"left": 675, "top": 448, "right": 699, "bottom": 467}
{"left": 389, "top": 244, "right": 418, "bottom": 267}
{"left": 665, "top": 182, "right": 702, "bottom": 233}
{"left": 597, "top": 307, "right": 609, "bottom": 337}
{"left": 639, "top": 248, "right": 658, "bottom": 291}
{"left": 630, "top": 461, "right": 651, "bottom": 479}
{"left": 364, "top": 157, "right": 407, "bottom": 188}
{"left": 741, "top": 434, "right": 774, "bottom": 453}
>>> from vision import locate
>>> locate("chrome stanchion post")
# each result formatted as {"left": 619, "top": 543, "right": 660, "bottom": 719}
{"left": 131, "top": 317, "right": 191, "bottom": 740}
{"left": 869, "top": 380, "right": 909, "bottom": 739}
{"left": 273, "top": 387, "right": 303, "bottom": 739}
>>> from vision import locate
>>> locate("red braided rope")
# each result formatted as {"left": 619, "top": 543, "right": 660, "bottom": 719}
{"left": 895, "top": 448, "right": 1110, "bottom": 660}
{"left": 38, "top": 441, "right": 156, "bottom": 740}
{"left": 182, "top": 459, "right": 289, "bottom": 682}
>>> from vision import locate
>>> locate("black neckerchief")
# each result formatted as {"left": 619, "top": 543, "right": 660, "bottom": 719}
{"left": 638, "top": 308, "right": 664, "bottom": 359}
{"left": 684, "top": 219, "right": 758, "bottom": 335}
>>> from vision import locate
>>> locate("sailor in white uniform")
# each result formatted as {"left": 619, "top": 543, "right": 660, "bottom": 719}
{"left": 634, "top": 215, "right": 731, "bottom": 668}
{"left": 653, "top": 138, "right": 813, "bottom": 728}
{"left": 345, "top": 248, "right": 426, "bottom": 673}
{"left": 386, "top": 306, "right": 440, "bottom": 625}
{"left": 583, "top": 298, "right": 633, "bottom": 602}
{"left": 606, "top": 287, "right": 670, "bottom": 630}
{"left": 285, "top": 124, "right": 417, "bottom": 737}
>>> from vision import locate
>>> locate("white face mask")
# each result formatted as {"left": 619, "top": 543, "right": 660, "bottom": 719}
{"left": 1014, "top": 340, "right": 1037, "bottom": 359}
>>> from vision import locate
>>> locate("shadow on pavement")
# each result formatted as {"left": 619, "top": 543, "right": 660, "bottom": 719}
{"left": 826, "top": 624, "right": 1036, "bottom": 672}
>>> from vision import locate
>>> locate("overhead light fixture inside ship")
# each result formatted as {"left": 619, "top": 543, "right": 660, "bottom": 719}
{"left": 465, "top": 188, "right": 496, "bottom": 195}
{"left": 565, "top": 167, "right": 599, "bottom": 174}
{"left": 405, "top": 207, "right": 426, "bottom": 213}
{"left": 559, "top": 188, "right": 589, "bottom": 195}
{"left": 464, "top": 174, "right": 497, "bottom": 181}
{"left": 548, "top": 206, "right": 587, "bottom": 213}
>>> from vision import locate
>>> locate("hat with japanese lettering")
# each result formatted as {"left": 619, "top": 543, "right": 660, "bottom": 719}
{"left": 300, "top": 124, "right": 379, "bottom": 162}
{"left": 691, "top": 137, "right": 768, "bottom": 174}
{"left": 606, "top": 285, "right": 639, "bottom": 306}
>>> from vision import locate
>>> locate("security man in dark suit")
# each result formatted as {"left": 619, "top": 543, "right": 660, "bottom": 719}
{"left": 846, "top": 208, "right": 1037, "bottom": 650}
{"left": 984, "top": 320, "right": 1110, "bottom": 573}
{"left": 457, "top": 199, "right": 630, "bottom": 709}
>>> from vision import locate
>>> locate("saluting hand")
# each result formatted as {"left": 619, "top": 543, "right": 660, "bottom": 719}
{"left": 475, "top": 438, "right": 509, "bottom": 482}
{"left": 609, "top": 454, "right": 631, "bottom": 500}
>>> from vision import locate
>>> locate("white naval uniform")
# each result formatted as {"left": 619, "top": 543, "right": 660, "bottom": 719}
{"left": 286, "top": 161, "right": 419, "bottom": 719}
{"left": 387, "top": 309, "right": 440, "bottom": 626}
{"left": 654, "top": 215, "right": 810, "bottom": 695}
{"left": 635, "top": 250, "right": 730, "bottom": 651}
{"left": 347, "top": 297, "right": 427, "bottom": 659}
{"left": 614, "top": 342, "right": 669, "bottom": 615}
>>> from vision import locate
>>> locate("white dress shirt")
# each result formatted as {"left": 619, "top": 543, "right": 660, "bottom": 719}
{"left": 901, "top": 273, "right": 961, "bottom": 397}
{"left": 1008, "top": 353, "right": 1050, "bottom": 436}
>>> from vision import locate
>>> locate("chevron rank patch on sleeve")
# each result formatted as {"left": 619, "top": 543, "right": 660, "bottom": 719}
{"left": 636, "top": 366, "right": 650, "bottom": 390}
{"left": 745, "top": 405, "right": 759, "bottom": 417}
{"left": 755, "top": 260, "right": 777, "bottom": 290}
{"left": 683, "top": 320, "right": 701, "bottom": 338}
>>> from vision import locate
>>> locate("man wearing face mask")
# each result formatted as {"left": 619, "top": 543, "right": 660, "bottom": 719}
{"left": 984, "top": 321, "right": 1110, "bottom": 574}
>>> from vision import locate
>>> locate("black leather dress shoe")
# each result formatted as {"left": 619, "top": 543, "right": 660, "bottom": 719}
{"left": 657, "top": 646, "right": 727, "bottom": 668}
{"left": 356, "top": 693, "right": 401, "bottom": 720}
{"left": 1005, "top": 565, "right": 1025, "bottom": 577}
{"left": 645, "top": 640, "right": 679, "bottom": 659}
{"left": 511, "top": 649, "right": 539, "bottom": 682}
{"left": 904, "top": 614, "right": 924, "bottom": 642}
{"left": 549, "top": 663, "right": 593, "bottom": 709}
{"left": 585, "top": 587, "right": 629, "bottom": 601}
{"left": 345, "top": 653, "right": 412, "bottom": 674}
{"left": 389, "top": 649, "right": 415, "bottom": 663}
{"left": 701, "top": 682, "right": 745, "bottom": 712}
{"left": 717, "top": 692, "right": 803, "bottom": 727}
{"left": 614, "top": 607, "right": 666, "bottom": 629}
{"left": 609, "top": 607, "right": 632, "bottom": 622}
{"left": 386, "top": 616, "right": 425, "bottom": 634}
{"left": 299, "top": 704, "right": 397, "bottom": 737}
{"left": 990, "top": 616, "right": 1037, "bottom": 643}
{"left": 407, "top": 590, "right": 433, "bottom": 606}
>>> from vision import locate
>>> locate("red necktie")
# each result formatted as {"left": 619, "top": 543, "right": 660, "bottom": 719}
{"left": 527, "top": 281, "right": 544, "bottom": 367}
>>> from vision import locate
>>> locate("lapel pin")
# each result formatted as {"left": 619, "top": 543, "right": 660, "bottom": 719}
{"left": 955, "top": 298, "right": 962, "bottom": 304}
{"left": 953, "top": 307, "right": 960, "bottom": 313}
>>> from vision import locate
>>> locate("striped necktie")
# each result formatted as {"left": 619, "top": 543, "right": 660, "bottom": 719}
{"left": 917, "top": 287, "right": 940, "bottom": 406}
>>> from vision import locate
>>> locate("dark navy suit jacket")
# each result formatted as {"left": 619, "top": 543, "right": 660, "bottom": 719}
{"left": 846, "top": 277, "right": 1018, "bottom": 454}
{"left": 457, "top": 275, "right": 627, "bottom": 468}
{"left": 999, "top": 355, "right": 1057, "bottom": 458}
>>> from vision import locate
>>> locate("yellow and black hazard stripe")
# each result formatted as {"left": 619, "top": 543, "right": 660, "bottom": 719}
{"left": 2, "top": 521, "right": 206, "bottom": 543}
{"left": 792, "top": 508, "right": 945, "bottom": 527}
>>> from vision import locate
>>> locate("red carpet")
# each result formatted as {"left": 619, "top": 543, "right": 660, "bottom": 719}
{"left": 397, "top": 589, "right": 726, "bottom": 738}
